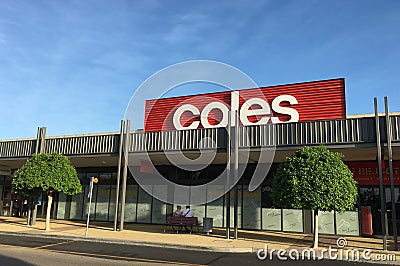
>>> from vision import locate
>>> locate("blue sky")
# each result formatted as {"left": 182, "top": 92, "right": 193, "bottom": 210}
{"left": 0, "top": 0, "right": 399, "bottom": 139}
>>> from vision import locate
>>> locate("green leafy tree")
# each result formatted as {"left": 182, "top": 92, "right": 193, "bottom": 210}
{"left": 272, "top": 146, "right": 358, "bottom": 248}
{"left": 12, "top": 153, "right": 82, "bottom": 230}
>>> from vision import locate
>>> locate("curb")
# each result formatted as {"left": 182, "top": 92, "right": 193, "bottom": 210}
{"left": 0, "top": 230, "right": 253, "bottom": 253}
{"left": 1, "top": 230, "right": 399, "bottom": 264}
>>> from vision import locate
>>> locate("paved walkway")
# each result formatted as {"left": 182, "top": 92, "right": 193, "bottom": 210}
{"left": 0, "top": 216, "right": 399, "bottom": 263}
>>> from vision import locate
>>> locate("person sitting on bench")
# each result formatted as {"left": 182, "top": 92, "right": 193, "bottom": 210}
{"left": 182, "top": 205, "right": 193, "bottom": 217}
{"left": 182, "top": 205, "right": 194, "bottom": 232}
{"left": 174, "top": 205, "right": 182, "bottom": 217}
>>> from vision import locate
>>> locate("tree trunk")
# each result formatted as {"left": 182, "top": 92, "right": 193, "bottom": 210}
{"left": 312, "top": 210, "right": 319, "bottom": 248}
{"left": 45, "top": 192, "right": 53, "bottom": 231}
{"left": 31, "top": 198, "right": 38, "bottom": 226}
{"left": 26, "top": 197, "right": 32, "bottom": 226}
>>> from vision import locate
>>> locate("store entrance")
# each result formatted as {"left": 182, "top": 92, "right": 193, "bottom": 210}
{"left": 1, "top": 188, "right": 25, "bottom": 217}
{"left": 359, "top": 187, "right": 400, "bottom": 235}
{"left": 1, "top": 187, "right": 48, "bottom": 219}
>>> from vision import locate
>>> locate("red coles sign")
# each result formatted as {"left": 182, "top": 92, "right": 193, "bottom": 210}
{"left": 144, "top": 78, "right": 346, "bottom": 132}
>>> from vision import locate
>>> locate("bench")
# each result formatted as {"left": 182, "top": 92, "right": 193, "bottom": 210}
{"left": 164, "top": 216, "right": 200, "bottom": 234}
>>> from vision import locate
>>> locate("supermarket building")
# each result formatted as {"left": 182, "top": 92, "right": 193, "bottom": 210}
{"left": 0, "top": 78, "right": 399, "bottom": 237}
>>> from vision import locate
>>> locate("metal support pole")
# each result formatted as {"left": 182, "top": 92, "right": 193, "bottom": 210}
{"left": 226, "top": 112, "right": 231, "bottom": 239}
{"left": 119, "top": 120, "right": 130, "bottom": 231}
{"left": 385, "top": 97, "right": 398, "bottom": 251}
{"left": 85, "top": 177, "right": 94, "bottom": 237}
{"left": 375, "top": 98, "right": 387, "bottom": 250}
{"left": 113, "top": 120, "right": 125, "bottom": 231}
{"left": 233, "top": 110, "right": 239, "bottom": 240}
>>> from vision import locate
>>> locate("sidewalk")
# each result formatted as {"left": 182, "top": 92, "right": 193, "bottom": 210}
{"left": 0, "top": 216, "right": 399, "bottom": 261}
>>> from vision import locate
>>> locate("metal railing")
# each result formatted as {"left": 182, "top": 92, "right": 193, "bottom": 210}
{"left": 44, "top": 133, "right": 120, "bottom": 155}
{"left": 391, "top": 116, "right": 400, "bottom": 141}
{"left": 0, "top": 138, "right": 36, "bottom": 158}
{"left": 240, "top": 117, "right": 376, "bottom": 147}
{"left": 0, "top": 116, "right": 398, "bottom": 159}
{"left": 129, "top": 127, "right": 225, "bottom": 152}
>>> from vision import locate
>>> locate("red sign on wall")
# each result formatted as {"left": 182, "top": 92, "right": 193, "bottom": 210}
{"left": 144, "top": 78, "right": 346, "bottom": 132}
{"left": 346, "top": 161, "right": 400, "bottom": 186}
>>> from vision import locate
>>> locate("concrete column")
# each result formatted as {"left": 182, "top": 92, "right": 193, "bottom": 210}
{"left": 113, "top": 120, "right": 125, "bottom": 231}
{"left": 374, "top": 98, "right": 387, "bottom": 250}
{"left": 35, "top": 127, "right": 40, "bottom": 154}
{"left": 233, "top": 110, "right": 239, "bottom": 240}
{"left": 119, "top": 120, "right": 130, "bottom": 231}
{"left": 226, "top": 112, "right": 231, "bottom": 239}
{"left": 385, "top": 97, "right": 398, "bottom": 251}
{"left": 39, "top": 127, "right": 46, "bottom": 154}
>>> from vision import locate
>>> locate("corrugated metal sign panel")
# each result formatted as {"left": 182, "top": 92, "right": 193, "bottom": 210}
{"left": 147, "top": 78, "right": 343, "bottom": 132}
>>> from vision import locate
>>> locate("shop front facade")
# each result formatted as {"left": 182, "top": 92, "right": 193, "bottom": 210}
{"left": 1, "top": 78, "right": 399, "bottom": 237}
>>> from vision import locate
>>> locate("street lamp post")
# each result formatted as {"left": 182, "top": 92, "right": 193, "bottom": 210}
{"left": 85, "top": 176, "right": 98, "bottom": 237}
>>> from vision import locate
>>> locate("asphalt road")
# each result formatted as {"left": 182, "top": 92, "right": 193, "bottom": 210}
{"left": 0, "top": 233, "right": 384, "bottom": 265}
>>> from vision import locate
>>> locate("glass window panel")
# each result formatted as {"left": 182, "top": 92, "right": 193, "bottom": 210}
{"left": 335, "top": 211, "right": 360, "bottom": 236}
{"left": 282, "top": 209, "right": 303, "bottom": 232}
{"left": 386, "top": 187, "right": 392, "bottom": 210}
{"left": 4, "top": 176, "right": 12, "bottom": 186}
{"left": 56, "top": 193, "right": 67, "bottom": 219}
{"left": 262, "top": 208, "right": 281, "bottom": 231}
{"left": 111, "top": 172, "right": 117, "bottom": 180}
{"left": 137, "top": 187, "right": 151, "bottom": 223}
{"left": 173, "top": 185, "right": 190, "bottom": 207}
{"left": 95, "top": 185, "right": 110, "bottom": 221}
{"left": 191, "top": 205, "right": 206, "bottom": 225}
{"left": 261, "top": 185, "right": 280, "bottom": 231}
{"left": 206, "top": 185, "right": 224, "bottom": 227}
{"left": 78, "top": 172, "right": 87, "bottom": 181}
{"left": 2, "top": 189, "right": 12, "bottom": 216}
{"left": 124, "top": 185, "right": 138, "bottom": 222}
{"left": 318, "top": 211, "right": 335, "bottom": 234}
{"left": 151, "top": 185, "right": 167, "bottom": 224}
{"left": 385, "top": 187, "right": 400, "bottom": 209}
{"left": 0, "top": 185, "right": 4, "bottom": 216}
{"left": 190, "top": 184, "right": 207, "bottom": 210}
{"left": 70, "top": 189, "right": 85, "bottom": 220}
{"left": 359, "top": 187, "right": 374, "bottom": 206}
{"left": 207, "top": 198, "right": 223, "bottom": 227}
{"left": 225, "top": 186, "right": 242, "bottom": 228}
{"left": 242, "top": 185, "right": 261, "bottom": 229}
{"left": 261, "top": 186, "right": 274, "bottom": 208}
{"left": 108, "top": 185, "right": 117, "bottom": 222}
{"left": 37, "top": 192, "right": 45, "bottom": 218}
{"left": 98, "top": 173, "right": 112, "bottom": 185}
{"left": 151, "top": 198, "right": 166, "bottom": 224}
